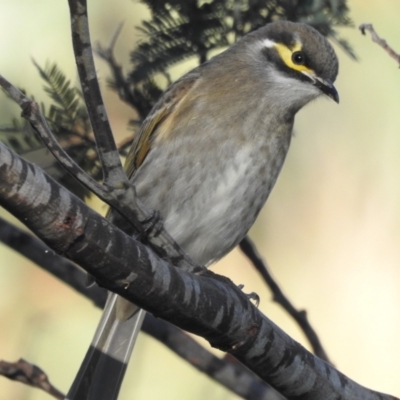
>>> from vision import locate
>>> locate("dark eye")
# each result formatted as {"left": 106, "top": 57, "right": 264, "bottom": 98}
{"left": 292, "top": 51, "right": 305, "bottom": 65}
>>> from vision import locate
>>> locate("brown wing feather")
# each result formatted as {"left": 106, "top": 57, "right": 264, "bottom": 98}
{"left": 124, "top": 72, "right": 201, "bottom": 179}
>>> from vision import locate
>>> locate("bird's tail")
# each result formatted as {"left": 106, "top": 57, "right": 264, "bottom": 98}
{"left": 66, "top": 293, "right": 146, "bottom": 400}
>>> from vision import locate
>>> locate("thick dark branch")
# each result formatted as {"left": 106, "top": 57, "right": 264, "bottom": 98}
{"left": 0, "top": 216, "right": 282, "bottom": 400}
{"left": 359, "top": 23, "right": 400, "bottom": 66}
{"left": 239, "top": 237, "right": 330, "bottom": 363}
{"left": 0, "top": 359, "right": 64, "bottom": 399}
{"left": 0, "top": 143, "right": 397, "bottom": 400}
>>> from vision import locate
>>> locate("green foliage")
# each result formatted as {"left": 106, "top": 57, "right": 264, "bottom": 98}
{"left": 0, "top": 62, "right": 98, "bottom": 198}
{"left": 128, "top": 0, "right": 354, "bottom": 88}
{"left": 106, "top": 0, "right": 354, "bottom": 120}
{"left": 130, "top": 1, "right": 229, "bottom": 83}
{"left": 31, "top": 61, "right": 92, "bottom": 141}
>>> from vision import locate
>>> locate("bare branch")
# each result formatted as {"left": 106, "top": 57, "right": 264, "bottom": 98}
{"left": 359, "top": 23, "right": 400, "bottom": 66}
{"left": 0, "top": 359, "right": 64, "bottom": 399}
{"left": 239, "top": 237, "right": 330, "bottom": 363}
{"left": 95, "top": 25, "right": 152, "bottom": 120}
{"left": 67, "top": 0, "right": 126, "bottom": 188}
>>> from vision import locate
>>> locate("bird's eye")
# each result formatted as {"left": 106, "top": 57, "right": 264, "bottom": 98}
{"left": 292, "top": 51, "right": 305, "bottom": 65}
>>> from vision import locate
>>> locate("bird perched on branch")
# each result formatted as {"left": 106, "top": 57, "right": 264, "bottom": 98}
{"left": 67, "top": 20, "right": 339, "bottom": 400}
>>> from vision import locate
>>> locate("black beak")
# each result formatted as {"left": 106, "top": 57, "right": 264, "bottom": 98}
{"left": 313, "top": 77, "right": 339, "bottom": 103}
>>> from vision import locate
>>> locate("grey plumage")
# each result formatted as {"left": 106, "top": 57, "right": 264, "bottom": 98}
{"left": 68, "top": 20, "right": 339, "bottom": 400}
{"left": 132, "top": 21, "right": 338, "bottom": 265}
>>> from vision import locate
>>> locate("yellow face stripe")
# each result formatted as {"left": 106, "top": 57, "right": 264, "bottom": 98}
{"left": 274, "top": 42, "right": 313, "bottom": 74}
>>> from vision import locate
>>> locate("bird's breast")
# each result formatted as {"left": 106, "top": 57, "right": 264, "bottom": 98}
{"left": 133, "top": 117, "right": 292, "bottom": 266}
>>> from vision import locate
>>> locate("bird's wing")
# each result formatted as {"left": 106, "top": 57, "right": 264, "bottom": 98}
{"left": 124, "top": 72, "right": 201, "bottom": 178}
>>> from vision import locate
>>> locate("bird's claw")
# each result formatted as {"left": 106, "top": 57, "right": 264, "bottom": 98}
{"left": 85, "top": 273, "right": 96, "bottom": 288}
{"left": 238, "top": 284, "right": 260, "bottom": 307}
{"left": 247, "top": 292, "right": 260, "bottom": 307}
{"left": 140, "top": 209, "right": 164, "bottom": 240}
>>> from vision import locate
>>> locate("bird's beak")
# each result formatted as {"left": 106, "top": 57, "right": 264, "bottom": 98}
{"left": 302, "top": 71, "right": 339, "bottom": 103}
{"left": 313, "top": 77, "right": 339, "bottom": 103}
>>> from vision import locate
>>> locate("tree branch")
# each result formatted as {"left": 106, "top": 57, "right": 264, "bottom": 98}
{"left": 359, "top": 23, "right": 400, "bottom": 66}
{"left": 68, "top": 0, "right": 126, "bottom": 187}
{"left": 0, "top": 216, "right": 283, "bottom": 400}
{"left": 239, "top": 237, "right": 330, "bottom": 363}
{"left": 0, "top": 141, "right": 396, "bottom": 399}
{"left": 95, "top": 25, "right": 153, "bottom": 121}
{"left": 0, "top": 359, "right": 64, "bottom": 399}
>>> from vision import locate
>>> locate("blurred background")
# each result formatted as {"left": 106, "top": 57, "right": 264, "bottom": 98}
{"left": 1, "top": 0, "right": 400, "bottom": 399}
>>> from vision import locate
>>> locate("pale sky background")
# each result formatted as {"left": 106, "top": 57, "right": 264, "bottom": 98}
{"left": 0, "top": 0, "right": 400, "bottom": 399}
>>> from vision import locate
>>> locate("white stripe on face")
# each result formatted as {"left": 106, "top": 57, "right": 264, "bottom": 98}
{"left": 261, "top": 38, "right": 276, "bottom": 48}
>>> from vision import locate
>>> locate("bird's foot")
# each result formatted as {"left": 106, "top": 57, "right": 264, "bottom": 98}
{"left": 140, "top": 209, "right": 164, "bottom": 240}
{"left": 238, "top": 284, "right": 260, "bottom": 307}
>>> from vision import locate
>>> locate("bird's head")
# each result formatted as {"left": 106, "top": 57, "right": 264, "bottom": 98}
{"left": 236, "top": 21, "right": 339, "bottom": 112}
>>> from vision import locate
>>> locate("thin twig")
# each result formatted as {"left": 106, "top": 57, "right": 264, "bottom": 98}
{"left": 95, "top": 24, "right": 152, "bottom": 120}
{"left": 239, "top": 236, "right": 331, "bottom": 363}
{"left": 0, "top": 359, "right": 65, "bottom": 399}
{"left": 359, "top": 23, "right": 400, "bottom": 66}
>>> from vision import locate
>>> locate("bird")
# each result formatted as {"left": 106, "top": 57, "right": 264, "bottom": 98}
{"left": 67, "top": 20, "right": 339, "bottom": 400}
